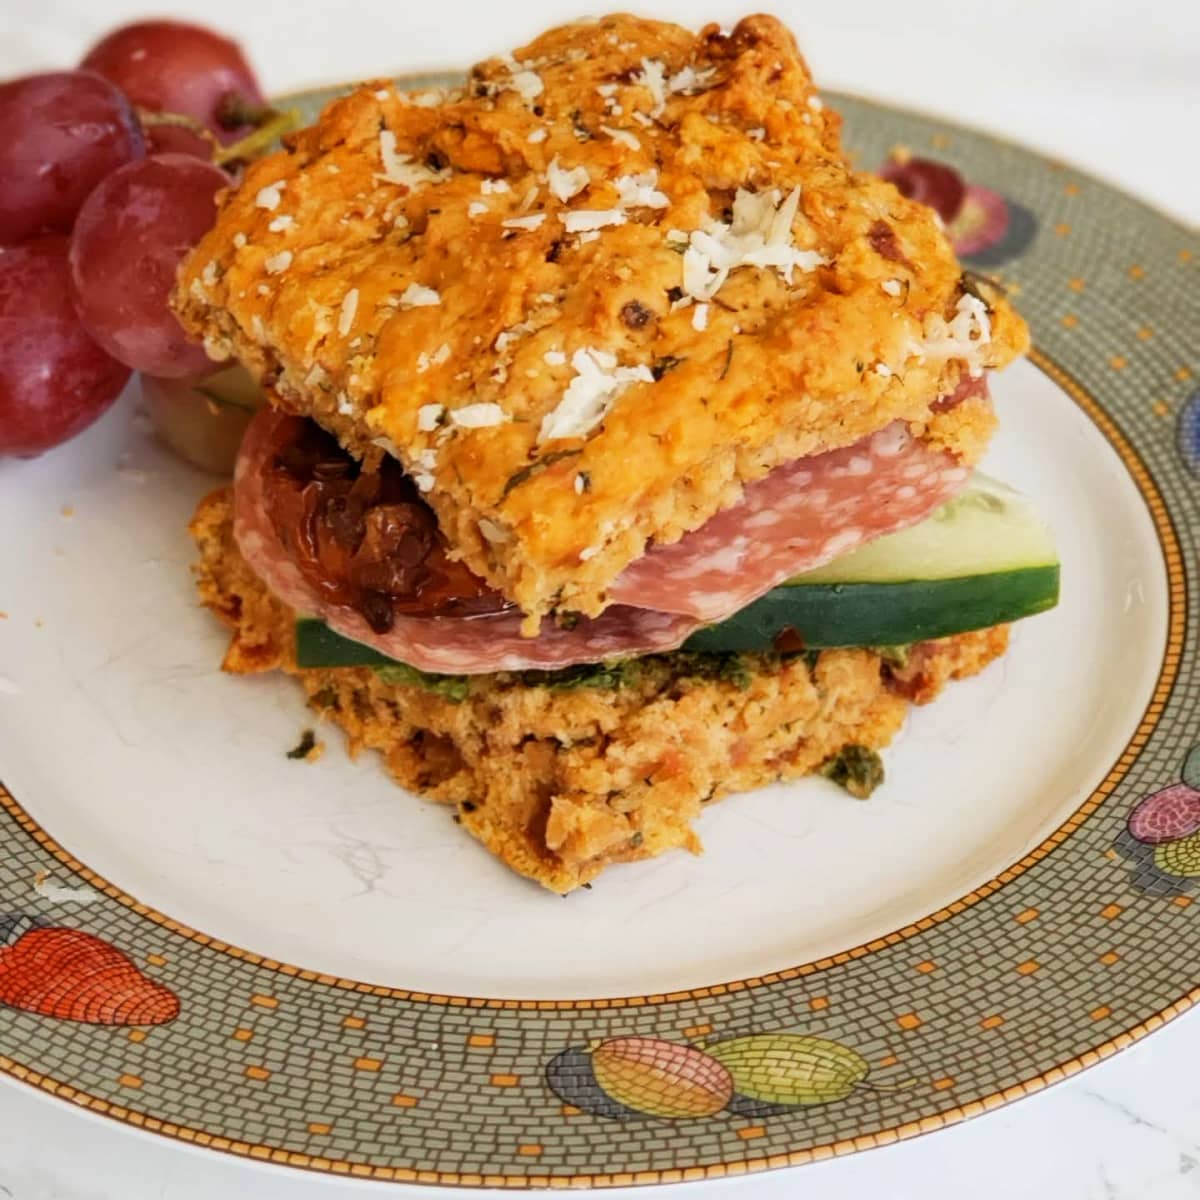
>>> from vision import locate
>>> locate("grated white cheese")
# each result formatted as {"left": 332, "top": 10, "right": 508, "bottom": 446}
{"left": 631, "top": 110, "right": 654, "bottom": 128}
{"left": 336, "top": 392, "right": 355, "bottom": 415}
{"left": 233, "top": 232, "right": 248, "bottom": 249}
{"left": 668, "top": 64, "right": 718, "bottom": 95}
{"left": 412, "top": 446, "right": 438, "bottom": 492}
{"left": 468, "top": 201, "right": 488, "bottom": 217}
{"left": 267, "top": 214, "right": 293, "bottom": 232}
{"left": 807, "top": 94, "right": 823, "bottom": 111}
{"left": 478, "top": 518, "right": 511, "bottom": 544}
{"left": 481, "top": 178, "right": 511, "bottom": 195}
{"left": 560, "top": 208, "right": 626, "bottom": 234}
{"left": 338, "top": 288, "right": 359, "bottom": 336}
{"left": 574, "top": 474, "right": 586, "bottom": 494}
{"left": 692, "top": 302, "right": 709, "bottom": 331}
{"left": 547, "top": 157, "right": 590, "bottom": 203}
{"left": 538, "top": 348, "right": 654, "bottom": 442}
{"left": 527, "top": 127, "right": 548, "bottom": 144}
{"left": 507, "top": 70, "right": 544, "bottom": 104}
{"left": 33, "top": 874, "right": 99, "bottom": 905}
{"left": 543, "top": 349, "right": 567, "bottom": 366}
{"left": 615, "top": 168, "right": 669, "bottom": 210}
{"left": 416, "top": 344, "right": 451, "bottom": 375}
{"left": 502, "top": 213, "right": 547, "bottom": 231}
{"left": 255, "top": 183, "right": 284, "bottom": 210}
{"left": 881, "top": 278, "right": 903, "bottom": 296}
{"left": 875, "top": 362, "right": 894, "bottom": 377}
{"left": 373, "top": 436, "right": 405, "bottom": 460}
{"left": 577, "top": 230, "right": 601, "bottom": 245}
{"left": 747, "top": 127, "right": 766, "bottom": 141}
{"left": 597, "top": 83, "right": 619, "bottom": 98}
{"left": 417, "top": 403, "right": 445, "bottom": 430}
{"left": 635, "top": 58, "right": 667, "bottom": 116}
{"left": 680, "top": 186, "right": 824, "bottom": 301}
{"left": 451, "top": 402, "right": 508, "bottom": 429}
{"left": 600, "top": 125, "right": 640, "bottom": 151}
{"left": 579, "top": 543, "right": 600, "bottom": 562}
{"left": 911, "top": 294, "right": 994, "bottom": 377}
{"left": 201, "top": 260, "right": 219, "bottom": 287}
{"left": 377, "top": 130, "right": 450, "bottom": 189}
{"left": 264, "top": 250, "right": 292, "bottom": 275}
{"left": 398, "top": 283, "right": 441, "bottom": 308}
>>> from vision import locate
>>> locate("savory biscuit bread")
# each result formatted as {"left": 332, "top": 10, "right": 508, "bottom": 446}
{"left": 176, "top": 13, "right": 1027, "bottom": 629}
{"left": 192, "top": 487, "right": 1009, "bottom": 892}
{"left": 175, "top": 13, "right": 1053, "bottom": 890}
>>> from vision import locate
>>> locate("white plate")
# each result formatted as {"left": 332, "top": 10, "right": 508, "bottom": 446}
{"left": 0, "top": 358, "right": 1165, "bottom": 999}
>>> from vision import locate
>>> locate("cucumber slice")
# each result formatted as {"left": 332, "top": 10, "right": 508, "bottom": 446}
{"left": 680, "top": 566, "right": 1059, "bottom": 652}
{"left": 686, "top": 473, "right": 1060, "bottom": 651}
{"left": 297, "top": 618, "right": 397, "bottom": 669}
{"left": 795, "top": 473, "right": 1057, "bottom": 584}
{"left": 294, "top": 473, "right": 1059, "bottom": 669}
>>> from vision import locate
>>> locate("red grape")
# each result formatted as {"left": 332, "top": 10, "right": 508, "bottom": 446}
{"left": 142, "top": 119, "right": 215, "bottom": 161}
{"left": 80, "top": 21, "right": 265, "bottom": 145}
{"left": 0, "top": 71, "right": 145, "bottom": 244}
{"left": 0, "top": 237, "right": 130, "bottom": 457}
{"left": 69, "top": 154, "right": 227, "bottom": 379}
{"left": 878, "top": 157, "right": 967, "bottom": 225}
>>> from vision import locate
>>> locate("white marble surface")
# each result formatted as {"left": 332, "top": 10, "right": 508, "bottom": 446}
{"left": 2, "top": 0, "right": 1198, "bottom": 1196}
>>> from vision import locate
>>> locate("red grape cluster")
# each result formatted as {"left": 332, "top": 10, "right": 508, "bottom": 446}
{"left": 0, "top": 21, "right": 265, "bottom": 456}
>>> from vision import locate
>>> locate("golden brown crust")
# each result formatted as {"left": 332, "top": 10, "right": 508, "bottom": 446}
{"left": 192, "top": 486, "right": 1009, "bottom": 892}
{"left": 178, "top": 13, "right": 1026, "bottom": 627}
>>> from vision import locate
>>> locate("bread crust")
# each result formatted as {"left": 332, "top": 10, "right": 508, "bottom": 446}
{"left": 175, "top": 14, "right": 1027, "bottom": 627}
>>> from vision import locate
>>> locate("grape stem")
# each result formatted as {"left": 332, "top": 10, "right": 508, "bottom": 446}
{"left": 215, "top": 91, "right": 281, "bottom": 131}
{"left": 135, "top": 106, "right": 301, "bottom": 169}
{"left": 214, "top": 108, "right": 300, "bottom": 167}
{"left": 136, "top": 108, "right": 220, "bottom": 150}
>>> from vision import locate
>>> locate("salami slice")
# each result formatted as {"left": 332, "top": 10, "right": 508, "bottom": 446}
{"left": 608, "top": 422, "right": 970, "bottom": 622}
{"left": 233, "top": 409, "right": 703, "bottom": 674}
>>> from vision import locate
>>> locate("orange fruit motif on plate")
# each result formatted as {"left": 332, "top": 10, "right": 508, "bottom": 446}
{"left": 0, "top": 926, "right": 179, "bottom": 1025}
{"left": 591, "top": 1037, "right": 733, "bottom": 1118}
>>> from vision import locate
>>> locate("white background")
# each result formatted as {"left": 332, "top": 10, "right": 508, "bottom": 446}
{"left": 2, "top": 1, "right": 1198, "bottom": 1197}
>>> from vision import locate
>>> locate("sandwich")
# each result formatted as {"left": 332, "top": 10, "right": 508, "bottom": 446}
{"left": 175, "top": 13, "right": 1057, "bottom": 892}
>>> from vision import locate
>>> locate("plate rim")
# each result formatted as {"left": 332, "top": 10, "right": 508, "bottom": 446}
{"left": 0, "top": 76, "right": 1194, "bottom": 1189}
{"left": 0, "top": 348, "right": 1184, "bottom": 1010}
